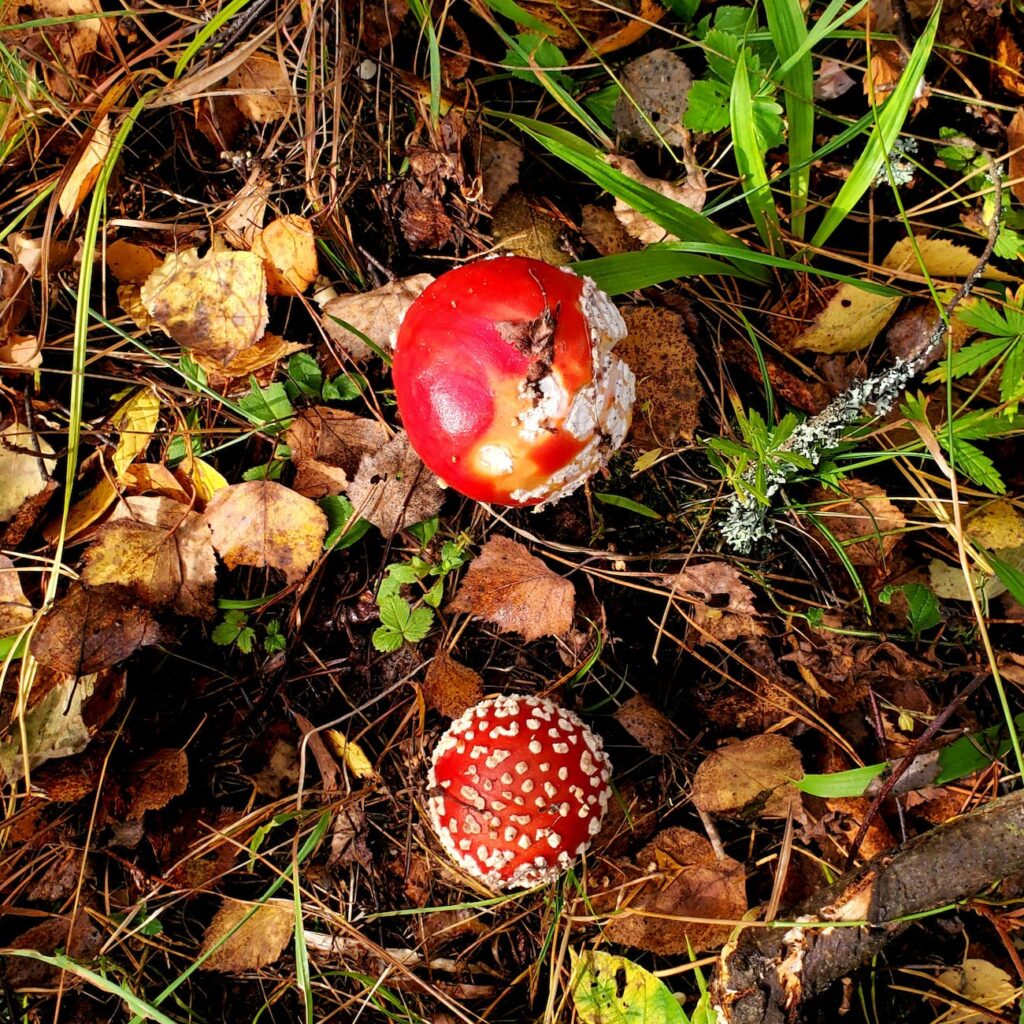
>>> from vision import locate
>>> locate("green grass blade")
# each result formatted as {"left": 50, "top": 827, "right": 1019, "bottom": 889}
{"left": 173, "top": 0, "right": 253, "bottom": 78}
{"left": 475, "top": 0, "right": 554, "bottom": 34}
{"left": 572, "top": 249, "right": 755, "bottom": 291}
{"left": 810, "top": 2, "right": 941, "bottom": 249}
{"left": 762, "top": 0, "right": 814, "bottom": 239}
{"left": 730, "top": 49, "right": 783, "bottom": 251}
{"left": 776, "top": 0, "right": 871, "bottom": 77}
{"left": 408, "top": 0, "right": 441, "bottom": 128}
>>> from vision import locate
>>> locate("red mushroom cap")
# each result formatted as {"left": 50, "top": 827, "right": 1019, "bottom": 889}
{"left": 392, "top": 256, "right": 635, "bottom": 507}
{"left": 427, "top": 694, "right": 613, "bottom": 890}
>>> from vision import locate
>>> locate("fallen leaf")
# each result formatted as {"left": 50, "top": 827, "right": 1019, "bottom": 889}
{"left": 105, "top": 238, "right": 163, "bottom": 283}
{"left": 0, "top": 334, "right": 42, "bottom": 373}
{"left": 399, "top": 179, "right": 453, "bottom": 250}
{"left": 581, "top": 203, "right": 641, "bottom": 257}
{"left": 422, "top": 651, "right": 484, "bottom": 718}
{"left": 934, "top": 960, "right": 1018, "bottom": 1023}
{"left": 608, "top": 154, "right": 706, "bottom": 243}
{"left": 0, "top": 260, "right": 31, "bottom": 340}
{"left": 216, "top": 166, "right": 271, "bottom": 249}
{"left": 772, "top": 281, "right": 901, "bottom": 354}
{"left": 107, "top": 748, "right": 189, "bottom": 820}
{"left": 251, "top": 215, "right": 318, "bottom": 296}
{"left": 618, "top": 307, "right": 702, "bottom": 446}
{"left": 967, "top": 499, "right": 1024, "bottom": 549}
{"left": 57, "top": 116, "right": 111, "bottom": 217}
{"left": 123, "top": 462, "right": 191, "bottom": 501}
{"left": 117, "top": 282, "right": 157, "bottom": 330}
{"left": 930, "top": 501, "right": 1024, "bottom": 601}
{"left": 324, "top": 730, "right": 381, "bottom": 782}
{"left": 480, "top": 138, "right": 523, "bottom": 205}
{"left": 592, "top": 0, "right": 666, "bottom": 55}
{"left": 614, "top": 694, "right": 677, "bottom": 756}
{"left": 570, "top": 949, "right": 687, "bottom": 1024}
{"left": 613, "top": 48, "right": 692, "bottom": 147}
{"left": 691, "top": 734, "right": 804, "bottom": 819}
{"left": 814, "top": 479, "right": 907, "bottom": 567}
{"left": 447, "top": 535, "right": 574, "bottom": 641}
{"left": 204, "top": 480, "right": 327, "bottom": 583}
{"left": 30, "top": 583, "right": 164, "bottom": 676}
{"left": 491, "top": 191, "right": 567, "bottom": 264}
{"left": 1008, "top": 109, "right": 1024, "bottom": 205}
{"left": 598, "top": 827, "right": 748, "bottom": 953}
{"left": 193, "top": 332, "right": 305, "bottom": 392}
{"left": 198, "top": 900, "right": 294, "bottom": 972}
{"left": 140, "top": 246, "right": 269, "bottom": 365}
{"left": 44, "top": 477, "right": 118, "bottom": 544}
{"left": 286, "top": 407, "right": 388, "bottom": 498}
{"left": 814, "top": 59, "right": 856, "bottom": 100}
{"left": 346, "top": 430, "right": 444, "bottom": 536}
{"left": 82, "top": 498, "right": 217, "bottom": 618}
{"left": 0, "top": 423, "right": 56, "bottom": 524}
{"left": 4, "top": 916, "right": 103, "bottom": 989}
{"left": 227, "top": 53, "right": 293, "bottom": 123}
{"left": 660, "top": 562, "right": 762, "bottom": 644}
{"left": 248, "top": 729, "right": 299, "bottom": 797}
{"left": 321, "top": 273, "right": 434, "bottom": 362}
{"left": 111, "top": 388, "right": 162, "bottom": 481}
{"left": 883, "top": 236, "right": 1017, "bottom": 281}
{"left": 997, "top": 28, "right": 1024, "bottom": 96}
{"left": 0, "top": 555, "right": 34, "bottom": 635}
{"left": 184, "top": 456, "right": 230, "bottom": 505}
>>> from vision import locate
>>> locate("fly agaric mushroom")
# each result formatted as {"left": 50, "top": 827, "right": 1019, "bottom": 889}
{"left": 427, "top": 694, "right": 613, "bottom": 890}
{"left": 393, "top": 256, "right": 635, "bottom": 507}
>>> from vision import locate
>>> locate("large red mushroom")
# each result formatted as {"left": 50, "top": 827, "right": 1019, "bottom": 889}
{"left": 392, "top": 256, "right": 635, "bottom": 507}
{"left": 427, "top": 694, "right": 613, "bottom": 890}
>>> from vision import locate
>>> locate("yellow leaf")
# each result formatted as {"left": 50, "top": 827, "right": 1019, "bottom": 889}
{"left": 324, "top": 730, "right": 380, "bottom": 781}
{"left": 198, "top": 900, "right": 294, "bottom": 973}
{"left": 43, "top": 476, "right": 118, "bottom": 543}
{"left": 251, "top": 215, "right": 318, "bottom": 296}
{"left": 187, "top": 457, "right": 229, "bottom": 505}
{"left": 57, "top": 116, "right": 111, "bottom": 218}
{"left": 883, "top": 236, "right": 1018, "bottom": 281}
{"left": 112, "top": 389, "right": 161, "bottom": 481}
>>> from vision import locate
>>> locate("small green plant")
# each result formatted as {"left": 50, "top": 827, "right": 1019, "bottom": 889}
{"left": 211, "top": 611, "right": 287, "bottom": 654}
{"left": 284, "top": 351, "right": 363, "bottom": 403}
{"left": 372, "top": 595, "right": 435, "bottom": 653}
{"left": 878, "top": 582, "right": 943, "bottom": 639}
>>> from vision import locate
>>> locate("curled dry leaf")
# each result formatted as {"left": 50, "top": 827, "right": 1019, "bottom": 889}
{"left": 691, "top": 733, "right": 804, "bottom": 819}
{"left": 57, "top": 116, "right": 111, "bottom": 218}
{"left": 0, "top": 334, "right": 42, "bottom": 373}
{"left": 140, "top": 246, "right": 269, "bottom": 365}
{"left": 123, "top": 463, "right": 191, "bottom": 501}
{"left": 82, "top": 496, "right": 217, "bottom": 618}
{"left": 597, "top": 827, "right": 747, "bottom": 954}
{"left": 198, "top": 900, "right": 294, "bottom": 973}
{"left": 251, "top": 214, "right": 318, "bottom": 296}
{"left": 286, "top": 407, "right": 389, "bottom": 498}
{"left": 608, "top": 154, "right": 706, "bottom": 244}
{"left": 227, "top": 53, "right": 293, "bottom": 123}
{"left": 0, "top": 423, "right": 56, "bottom": 525}
{"left": 614, "top": 694, "right": 677, "bottom": 756}
{"left": 422, "top": 651, "right": 484, "bottom": 718}
{"left": 448, "top": 535, "right": 575, "bottom": 642}
{"left": 661, "top": 561, "right": 763, "bottom": 643}
{"left": 30, "top": 583, "right": 165, "bottom": 676}
{"left": 814, "top": 479, "right": 907, "bottom": 568}
{"left": 346, "top": 430, "right": 444, "bottom": 537}
{"left": 193, "top": 332, "right": 305, "bottom": 393}
{"left": 204, "top": 480, "right": 328, "bottom": 583}
{"left": 0, "top": 555, "right": 34, "bottom": 635}
{"left": 618, "top": 307, "right": 702, "bottom": 446}
{"left": 216, "top": 166, "right": 271, "bottom": 249}
{"left": 321, "top": 273, "right": 434, "bottom": 362}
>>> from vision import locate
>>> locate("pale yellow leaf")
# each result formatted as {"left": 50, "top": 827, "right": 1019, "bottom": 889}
{"left": 111, "top": 388, "right": 161, "bottom": 481}
{"left": 883, "top": 236, "right": 1017, "bottom": 281}
{"left": 58, "top": 119, "right": 110, "bottom": 218}
{"left": 198, "top": 900, "right": 294, "bottom": 973}
{"left": 252, "top": 215, "right": 318, "bottom": 296}
{"left": 0, "top": 424, "right": 56, "bottom": 524}
{"left": 186, "top": 457, "right": 230, "bottom": 505}
{"left": 324, "top": 730, "right": 380, "bottom": 781}
{"left": 691, "top": 734, "right": 804, "bottom": 819}
{"left": 227, "top": 54, "right": 293, "bottom": 124}
{"left": 934, "top": 960, "right": 1018, "bottom": 1023}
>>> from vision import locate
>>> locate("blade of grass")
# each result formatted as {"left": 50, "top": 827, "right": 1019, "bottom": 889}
{"left": 775, "top": 0, "right": 872, "bottom": 76}
{"left": 809, "top": 3, "right": 941, "bottom": 249}
{"left": 762, "top": 0, "right": 814, "bottom": 239}
{"left": 572, "top": 250, "right": 752, "bottom": 292}
{"left": 173, "top": 0, "right": 254, "bottom": 77}
{"left": 475, "top": 0, "right": 554, "bottom": 35}
{"left": 407, "top": 0, "right": 442, "bottom": 128}
{"left": 730, "top": 48, "right": 783, "bottom": 251}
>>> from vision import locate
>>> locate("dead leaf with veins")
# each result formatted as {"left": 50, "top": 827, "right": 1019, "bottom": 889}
{"left": 105, "top": 239, "right": 163, "bottom": 284}
{"left": 204, "top": 480, "right": 327, "bottom": 583}
{"left": 660, "top": 561, "right": 762, "bottom": 644}
{"left": 814, "top": 480, "right": 907, "bottom": 567}
{"left": 140, "top": 246, "right": 269, "bottom": 365}
{"left": 0, "top": 423, "right": 56, "bottom": 525}
{"left": 198, "top": 900, "right": 294, "bottom": 972}
{"left": 608, "top": 154, "right": 706, "bottom": 244}
{"left": 422, "top": 651, "right": 484, "bottom": 718}
{"left": 0, "top": 555, "right": 34, "bottom": 635}
{"left": 930, "top": 500, "right": 1024, "bottom": 601}
{"left": 448, "top": 535, "right": 575, "bottom": 641}
{"left": 934, "top": 960, "right": 1018, "bottom": 1022}
{"left": 192, "top": 333, "right": 305, "bottom": 393}
{"left": 491, "top": 191, "right": 568, "bottom": 264}
{"left": 321, "top": 274, "right": 434, "bottom": 362}
{"left": 346, "top": 430, "right": 444, "bottom": 536}
{"left": 227, "top": 54, "right": 293, "bottom": 123}
{"left": 287, "top": 407, "right": 389, "bottom": 498}
{"left": 30, "top": 584, "right": 165, "bottom": 676}
{"left": 614, "top": 694, "right": 678, "bottom": 756}
{"left": 251, "top": 215, "right": 318, "bottom": 296}
{"left": 691, "top": 733, "right": 804, "bottom": 819}
{"left": 480, "top": 138, "right": 523, "bottom": 204}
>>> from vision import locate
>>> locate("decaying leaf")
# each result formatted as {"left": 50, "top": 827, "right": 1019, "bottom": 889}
{"left": 608, "top": 154, "right": 706, "bottom": 244}
{"left": 933, "top": 959, "right": 1018, "bottom": 1023}
{"left": 251, "top": 214, "right": 318, "bottom": 296}
{"left": 111, "top": 388, "right": 161, "bottom": 481}
{"left": 57, "top": 116, "right": 111, "bottom": 218}
{"left": 614, "top": 694, "right": 677, "bottom": 756}
{"left": 204, "top": 480, "right": 327, "bottom": 583}
{"left": 321, "top": 273, "right": 434, "bottom": 361}
{"left": 491, "top": 191, "right": 568, "bottom": 264}
{"left": 193, "top": 333, "right": 305, "bottom": 392}
{"left": 814, "top": 479, "right": 907, "bottom": 567}
{"left": 772, "top": 281, "right": 902, "bottom": 355}
{"left": 930, "top": 500, "right": 1024, "bottom": 601}
{"left": 198, "top": 899, "right": 294, "bottom": 972}
{"left": 570, "top": 949, "right": 687, "bottom": 1024}
{"left": 286, "top": 407, "right": 389, "bottom": 498}
{"left": 618, "top": 307, "right": 702, "bottom": 446}
{"left": 882, "top": 236, "right": 1017, "bottom": 282}
{"left": 30, "top": 584, "right": 164, "bottom": 675}
{"left": 691, "top": 734, "right": 804, "bottom": 819}
{"left": 4, "top": 915, "right": 104, "bottom": 989}
{"left": 103, "top": 748, "right": 189, "bottom": 822}
{"left": 324, "top": 730, "right": 380, "bottom": 782}
{"left": 227, "top": 54, "right": 293, "bottom": 123}
{"left": 598, "top": 827, "right": 748, "bottom": 953}
{"left": 82, "top": 498, "right": 217, "bottom": 618}
{"left": 480, "top": 138, "right": 523, "bottom": 204}
{"left": 105, "top": 238, "right": 164, "bottom": 284}
{"left": 422, "top": 651, "right": 484, "bottom": 718}
{"left": 448, "top": 535, "right": 574, "bottom": 641}
{"left": 1008, "top": 109, "right": 1024, "bottom": 205}
{"left": 140, "top": 246, "right": 269, "bottom": 365}
{"left": 0, "top": 555, "right": 34, "bottom": 635}
{"left": 346, "top": 430, "right": 444, "bottom": 536}
{"left": 614, "top": 48, "right": 692, "bottom": 148}
{"left": 0, "top": 423, "right": 56, "bottom": 524}
{"left": 216, "top": 166, "right": 271, "bottom": 249}
{"left": 661, "top": 561, "right": 763, "bottom": 643}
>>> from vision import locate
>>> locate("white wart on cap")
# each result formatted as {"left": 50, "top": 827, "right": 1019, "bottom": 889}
{"left": 427, "top": 694, "right": 613, "bottom": 890}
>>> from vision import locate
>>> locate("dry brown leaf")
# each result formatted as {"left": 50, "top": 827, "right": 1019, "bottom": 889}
{"left": 814, "top": 479, "right": 907, "bottom": 567}
{"left": 251, "top": 215, "right": 318, "bottom": 296}
{"left": 598, "top": 827, "right": 747, "bottom": 953}
{"left": 123, "top": 463, "right": 191, "bottom": 501}
{"left": 227, "top": 54, "right": 293, "bottom": 123}
{"left": 618, "top": 307, "right": 702, "bottom": 446}
{"left": 194, "top": 93, "right": 246, "bottom": 153}
{"left": 30, "top": 584, "right": 165, "bottom": 675}
{"left": 43, "top": 477, "right": 117, "bottom": 544}
{"left": 105, "top": 239, "right": 163, "bottom": 284}
{"left": 0, "top": 260, "right": 31, "bottom": 341}
{"left": 192, "top": 332, "right": 305, "bottom": 392}
{"left": 346, "top": 430, "right": 444, "bottom": 537}
{"left": 57, "top": 116, "right": 111, "bottom": 218}
{"left": 613, "top": 48, "right": 692, "bottom": 146}
{"left": 204, "top": 480, "right": 327, "bottom": 583}
{"left": 321, "top": 273, "right": 434, "bottom": 362}
{"left": 198, "top": 900, "right": 294, "bottom": 973}
{"left": 491, "top": 191, "right": 567, "bottom": 264}
{"left": 608, "top": 154, "right": 706, "bottom": 243}
{"left": 113, "top": 748, "right": 189, "bottom": 820}
{"left": 0, "top": 334, "right": 42, "bottom": 372}
{"left": 4, "top": 915, "right": 103, "bottom": 989}
{"left": 997, "top": 28, "right": 1024, "bottom": 96}
{"left": 0, "top": 555, "right": 33, "bottom": 635}
{"left": 140, "top": 246, "right": 269, "bottom": 365}
{"left": 0, "top": 423, "right": 56, "bottom": 524}
{"left": 662, "top": 562, "right": 757, "bottom": 613}
{"left": 593, "top": 0, "right": 666, "bottom": 55}
{"left": 934, "top": 960, "right": 1018, "bottom": 1023}
{"left": 30, "top": 0, "right": 106, "bottom": 100}
{"left": 82, "top": 500, "right": 217, "bottom": 618}
{"left": 447, "top": 535, "right": 574, "bottom": 641}
{"left": 286, "top": 407, "right": 388, "bottom": 498}
{"left": 422, "top": 651, "right": 484, "bottom": 718}
{"left": 614, "top": 694, "right": 677, "bottom": 755}
{"left": 480, "top": 138, "right": 523, "bottom": 205}
{"left": 581, "top": 203, "right": 641, "bottom": 257}
{"left": 1009, "top": 109, "right": 1024, "bottom": 205}
{"left": 691, "top": 734, "right": 804, "bottom": 819}
{"left": 399, "top": 180, "right": 453, "bottom": 251}
{"left": 216, "top": 166, "right": 271, "bottom": 249}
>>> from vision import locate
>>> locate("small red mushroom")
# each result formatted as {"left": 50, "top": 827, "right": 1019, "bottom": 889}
{"left": 427, "top": 694, "right": 613, "bottom": 890}
{"left": 392, "top": 256, "right": 635, "bottom": 507}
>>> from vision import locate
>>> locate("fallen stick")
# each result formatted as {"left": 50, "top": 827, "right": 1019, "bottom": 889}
{"left": 710, "top": 787, "right": 1024, "bottom": 1024}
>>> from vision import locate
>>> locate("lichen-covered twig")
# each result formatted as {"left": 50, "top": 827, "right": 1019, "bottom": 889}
{"left": 721, "top": 162, "right": 1003, "bottom": 553}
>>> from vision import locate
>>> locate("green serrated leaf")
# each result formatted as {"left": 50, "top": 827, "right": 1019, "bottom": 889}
{"left": 423, "top": 578, "right": 445, "bottom": 608}
{"left": 371, "top": 625, "right": 405, "bottom": 653}
{"left": 239, "top": 378, "right": 294, "bottom": 433}
{"left": 682, "top": 78, "right": 731, "bottom": 134}
{"left": 286, "top": 352, "right": 324, "bottom": 398}
{"left": 948, "top": 438, "right": 1006, "bottom": 494}
{"left": 378, "top": 594, "right": 411, "bottom": 632}
{"left": 404, "top": 606, "right": 435, "bottom": 643}
{"left": 570, "top": 949, "right": 687, "bottom": 1024}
